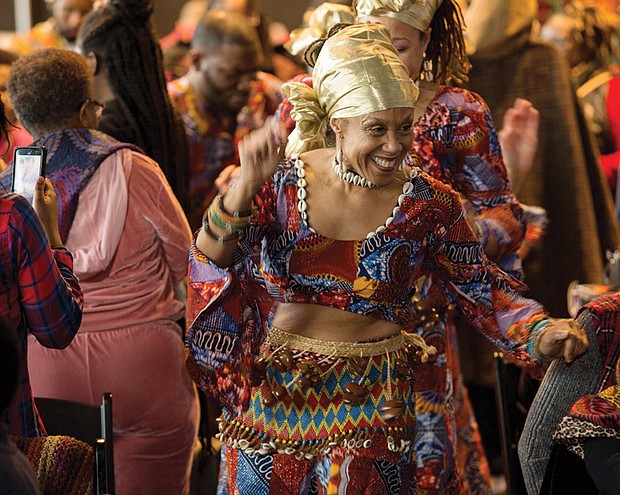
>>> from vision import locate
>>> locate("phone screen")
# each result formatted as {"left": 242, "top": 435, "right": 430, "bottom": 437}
{"left": 12, "top": 147, "right": 46, "bottom": 204}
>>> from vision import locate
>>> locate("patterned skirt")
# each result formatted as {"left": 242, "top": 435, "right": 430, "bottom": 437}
{"left": 216, "top": 327, "right": 424, "bottom": 495}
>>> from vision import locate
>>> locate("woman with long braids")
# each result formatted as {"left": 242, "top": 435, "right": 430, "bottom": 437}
{"left": 77, "top": 0, "right": 190, "bottom": 212}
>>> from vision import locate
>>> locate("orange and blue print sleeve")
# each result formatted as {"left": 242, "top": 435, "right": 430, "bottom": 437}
{"left": 430, "top": 188, "right": 548, "bottom": 366}
{"left": 186, "top": 176, "right": 278, "bottom": 414}
{"left": 439, "top": 89, "right": 525, "bottom": 262}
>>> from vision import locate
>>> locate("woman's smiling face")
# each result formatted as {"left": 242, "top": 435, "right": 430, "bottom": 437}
{"left": 332, "top": 107, "right": 414, "bottom": 186}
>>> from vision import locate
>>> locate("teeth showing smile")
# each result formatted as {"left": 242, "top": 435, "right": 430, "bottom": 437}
{"left": 372, "top": 156, "right": 397, "bottom": 169}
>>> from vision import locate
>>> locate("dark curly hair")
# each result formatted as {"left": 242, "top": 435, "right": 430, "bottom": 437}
{"left": 78, "top": 0, "right": 190, "bottom": 210}
{"left": 8, "top": 48, "right": 91, "bottom": 137}
{"left": 303, "top": 22, "right": 351, "bottom": 68}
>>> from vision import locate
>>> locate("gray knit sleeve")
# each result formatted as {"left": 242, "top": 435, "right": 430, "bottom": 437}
{"left": 517, "top": 310, "right": 601, "bottom": 495}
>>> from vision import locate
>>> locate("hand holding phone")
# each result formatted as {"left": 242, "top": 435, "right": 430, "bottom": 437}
{"left": 33, "top": 177, "right": 63, "bottom": 248}
{"left": 11, "top": 146, "right": 47, "bottom": 204}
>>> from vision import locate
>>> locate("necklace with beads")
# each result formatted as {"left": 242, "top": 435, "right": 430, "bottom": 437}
{"left": 332, "top": 148, "right": 378, "bottom": 188}
{"left": 295, "top": 156, "right": 421, "bottom": 238}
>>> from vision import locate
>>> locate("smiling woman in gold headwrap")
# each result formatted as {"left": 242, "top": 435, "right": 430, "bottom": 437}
{"left": 185, "top": 22, "right": 587, "bottom": 494}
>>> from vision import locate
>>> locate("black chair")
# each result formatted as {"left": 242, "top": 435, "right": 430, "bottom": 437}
{"left": 539, "top": 443, "right": 599, "bottom": 495}
{"left": 36, "top": 392, "right": 115, "bottom": 495}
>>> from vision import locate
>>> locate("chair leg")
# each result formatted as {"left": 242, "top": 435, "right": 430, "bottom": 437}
{"left": 101, "top": 393, "right": 115, "bottom": 494}
{"left": 494, "top": 352, "right": 527, "bottom": 495}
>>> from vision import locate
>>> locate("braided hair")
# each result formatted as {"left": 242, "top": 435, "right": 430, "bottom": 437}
{"left": 0, "top": 98, "right": 11, "bottom": 156}
{"left": 78, "top": 0, "right": 190, "bottom": 211}
{"left": 303, "top": 23, "right": 351, "bottom": 68}
{"left": 425, "top": 0, "right": 471, "bottom": 84}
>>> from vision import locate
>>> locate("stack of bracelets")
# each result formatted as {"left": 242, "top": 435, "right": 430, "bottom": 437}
{"left": 203, "top": 194, "right": 254, "bottom": 245}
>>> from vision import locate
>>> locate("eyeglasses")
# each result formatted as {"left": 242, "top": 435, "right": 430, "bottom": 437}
{"left": 81, "top": 98, "right": 106, "bottom": 120}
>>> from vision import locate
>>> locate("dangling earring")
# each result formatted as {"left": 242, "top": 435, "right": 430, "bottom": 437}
{"left": 423, "top": 58, "right": 433, "bottom": 82}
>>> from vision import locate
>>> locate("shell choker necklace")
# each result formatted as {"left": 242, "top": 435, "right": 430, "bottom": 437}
{"left": 332, "top": 149, "right": 377, "bottom": 188}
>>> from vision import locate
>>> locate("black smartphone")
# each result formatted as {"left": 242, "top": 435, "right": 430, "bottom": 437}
{"left": 11, "top": 146, "right": 47, "bottom": 204}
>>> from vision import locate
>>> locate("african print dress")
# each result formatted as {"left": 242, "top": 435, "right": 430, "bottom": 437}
{"left": 186, "top": 157, "right": 550, "bottom": 494}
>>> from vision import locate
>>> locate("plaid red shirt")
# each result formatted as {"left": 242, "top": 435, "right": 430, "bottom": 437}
{"left": 0, "top": 193, "right": 83, "bottom": 437}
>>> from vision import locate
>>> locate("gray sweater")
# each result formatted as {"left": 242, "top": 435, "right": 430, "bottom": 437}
{"left": 518, "top": 310, "right": 601, "bottom": 495}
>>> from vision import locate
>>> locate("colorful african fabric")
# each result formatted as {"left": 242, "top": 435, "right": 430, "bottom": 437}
{"left": 277, "top": 77, "right": 521, "bottom": 494}
{"left": 576, "top": 291, "right": 620, "bottom": 391}
{"left": 408, "top": 82, "right": 522, "bottom": 495}
{"left": 410, "top": 82, "right": 524, "bottom": 278}
{"left": 277, "top": 77, "right": 525, "bottom": 277}
{"left": 217, "top": 327, "right": 418, "bottom": 494}
{"left": 8, "top": 18, "right": 72, "bottom": 55}
{"left": 168, "top": 72, "right": 282, "bottom": 229}
{"left": 554, "top": 384, "right": 620, "bottom": 458}
{"left": 464, "top": 39, "right": 620, "bottom": 316}
{"left": 187, "top": 156, "right": 550, "bottom": 494}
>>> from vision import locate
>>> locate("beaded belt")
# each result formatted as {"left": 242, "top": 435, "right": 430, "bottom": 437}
{"left": 216, "top": 327, "right": 435, "bottom": 459}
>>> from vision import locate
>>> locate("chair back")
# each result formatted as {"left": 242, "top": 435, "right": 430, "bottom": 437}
{"left": 35, "top": 393, "right": 114, "bottom": 495}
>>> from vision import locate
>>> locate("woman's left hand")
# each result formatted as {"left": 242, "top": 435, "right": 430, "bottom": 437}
{"left": 537, "top": 318, "right": 589, "bottom": 363}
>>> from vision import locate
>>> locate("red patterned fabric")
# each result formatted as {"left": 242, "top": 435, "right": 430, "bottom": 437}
{"left": 168, "top": 73, "right": 282, "bottom": 229}
{"left": 576, "top": 291, "right": 620, "bottom": 391}
{"left": 553, "top": 292, "right": 620, "bottom": 457}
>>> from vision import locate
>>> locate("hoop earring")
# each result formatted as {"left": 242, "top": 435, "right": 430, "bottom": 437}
{"left": 423, "top": 58, "right": 434, "bottom": 82}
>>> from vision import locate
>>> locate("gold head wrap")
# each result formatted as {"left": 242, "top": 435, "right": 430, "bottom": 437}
{"left": 285, "top": 3, "right": 355, "bottom": 59}
{"left": 282, "top": 23, "right": 418, "bottom": 155}
{"left": 354, "top": 0, "right": 441, "bottom": 33}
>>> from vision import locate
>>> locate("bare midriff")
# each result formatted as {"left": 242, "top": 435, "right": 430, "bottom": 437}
{"left": 271, "top": 302, "right": 401, "bottom": 342}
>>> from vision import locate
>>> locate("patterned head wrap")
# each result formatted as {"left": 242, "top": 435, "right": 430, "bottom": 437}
{"left": 354, "top": 0, "right": 441, "bottom": 33}
{"left": 285, "top": 3, "right": 356, "bottom": 58}
{"left": 283, "top": 23, "right": 418, "bottom": 155}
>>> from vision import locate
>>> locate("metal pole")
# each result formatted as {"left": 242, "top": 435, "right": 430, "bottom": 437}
{"left": 14, "top": 0, "right": 33, "bottom": 34}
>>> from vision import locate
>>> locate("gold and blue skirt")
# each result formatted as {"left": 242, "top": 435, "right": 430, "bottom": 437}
{"left": 217, "top": 327, "right": 425, "bottom": 494}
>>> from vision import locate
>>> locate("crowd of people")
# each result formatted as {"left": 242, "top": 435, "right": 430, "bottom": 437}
{"left": 0, "top": 1, "right": 619, "bottom": 495}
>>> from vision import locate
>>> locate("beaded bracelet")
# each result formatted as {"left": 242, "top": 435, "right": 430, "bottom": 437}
{"left": 526, "top": 319, "right": 555, "bottom": 364}
{"left": 208, "top": 194, "right": 253, "bottom": 235}
{"left": 202, "top": 216, "right": 239, "bottom": 246}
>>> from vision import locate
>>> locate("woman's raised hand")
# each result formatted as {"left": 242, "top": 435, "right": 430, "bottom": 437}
{"left": 498, "top": 98, "right": 539, "bottom": 195}
{"left": 537, "top": 318, "right": 589, "bottom": 363}
{"left": 237, "top": 116, "right": 286, "bottom": 195}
